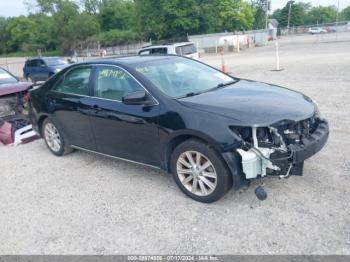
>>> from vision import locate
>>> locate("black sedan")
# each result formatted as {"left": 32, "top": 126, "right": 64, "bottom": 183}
{"left": 29, "top": 56, "right": 329, "bottom": 202}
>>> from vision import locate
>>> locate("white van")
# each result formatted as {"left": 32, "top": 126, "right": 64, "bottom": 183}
{"left": 138, "top": 42, "right": 199, "bottom": 60}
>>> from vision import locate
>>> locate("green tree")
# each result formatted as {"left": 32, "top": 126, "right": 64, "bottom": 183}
{"left": 99, "top": 0, "right": 136, "bottom": 31}
{"left": 273, "top": 1, "right": 307, "bottom": 27}
{"left": 0, "top": 17, "right": 8, "bottom": 53}
{"left": 341, "top": 6, "right": 350, "bottom": 20}
{"left": 252, "top": 0, "right": 267, "bottom": 30}
{"left": 271, "top": 8, "right": 282, "bottom": 23}
{"left": 306, "top": 6, "right": 337, "bottom": 25}
{"left": 81, "top": 0, "right": 102, "bottom": 14}
{"left": 5, "top": 16, "right": 36, "bottom": 52}
{"left": 134, "top": 0, "right": 201, "bottom": 40}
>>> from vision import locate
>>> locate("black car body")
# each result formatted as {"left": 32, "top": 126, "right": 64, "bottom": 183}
{"left": 29, "top": 56, "right": 329, "bottom": 202}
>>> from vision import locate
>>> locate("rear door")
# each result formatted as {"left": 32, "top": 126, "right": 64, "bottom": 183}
{"left": 46, "top": 66, "right": 97, "bottom": 150}
{"left": 88, "top": 65, "right": 161, "bottom": 166}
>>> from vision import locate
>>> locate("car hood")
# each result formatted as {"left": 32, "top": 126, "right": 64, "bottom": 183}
{"left": 0, "top": 82, "right": 32, "bottom": 97}
{"left": 178, "top": 79, "right": 316, "bottom": 126}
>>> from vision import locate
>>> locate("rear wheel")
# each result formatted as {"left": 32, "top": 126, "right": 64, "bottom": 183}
{"left": 171, "top": 139, "right": 232, "bottom": 203}
{"left": 42, "top": 118, "right": 72, "bottom": 156}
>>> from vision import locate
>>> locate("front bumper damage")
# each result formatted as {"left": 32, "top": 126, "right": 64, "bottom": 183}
{"left": 236, "top": 118, "right": 329, "bottom": 180}
{"left": 0, "top": 91, "right": 38, "bottom": 145}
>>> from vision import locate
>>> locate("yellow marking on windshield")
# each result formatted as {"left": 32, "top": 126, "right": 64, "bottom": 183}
{"left": 98, "top": 69, "right": 127, "bottom": 79}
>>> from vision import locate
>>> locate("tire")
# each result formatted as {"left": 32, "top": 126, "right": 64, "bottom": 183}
{"left": 42, "top": 118, "right": 72, "bottom": 156}
{"left": 170, "top": 139, "right": 232, "bottom": 203}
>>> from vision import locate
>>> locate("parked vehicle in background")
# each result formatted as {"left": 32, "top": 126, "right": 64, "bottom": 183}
{"left": 308, "top": 27, "right": 327, "bottom": 34}
{"left": 325, "top": 27, "right": 336, "bottom": 33}
{"left": 23, "top": 57, "right": 69, "bottom": 83}
{"left": 29, "top": 56, "right": 329, "bottom": 203}
{"left": 138, "top": 42, "right": 199, "bottom": 60}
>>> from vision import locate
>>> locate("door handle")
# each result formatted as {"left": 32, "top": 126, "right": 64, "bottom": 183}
{"left": 47, "top": 98, "right": 56, "bottom": 105}
{"left": 91, "top": 105, "right": 102, "bottom": 113}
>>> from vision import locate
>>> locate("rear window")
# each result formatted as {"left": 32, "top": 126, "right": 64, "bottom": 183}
{"left": 44, "top": 58, "right": 68, "bottom": 66}
{"left": 176, "top": 44, "right": 197, "bottom": 55}
{"left": 0, "top": 68, "right": 18, "bottom": 85}
{"left": 139, "top": 48, "right": 168, "bottom": 55}
{"left": 139, "top": 50, "right": 151, "bottom": 55}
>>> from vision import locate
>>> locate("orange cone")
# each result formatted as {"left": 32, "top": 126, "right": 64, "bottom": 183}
{"left": 221, "top": 50, "right": 228, "bottom": 73}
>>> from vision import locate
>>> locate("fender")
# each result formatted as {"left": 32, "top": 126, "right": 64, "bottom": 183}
{"left": 161, "top": 128, "right": 243, "bottom": 171}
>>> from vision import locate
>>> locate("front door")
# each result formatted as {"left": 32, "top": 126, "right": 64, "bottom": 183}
{"left": 88, "top": 65, "right": 160, "bottom": 166}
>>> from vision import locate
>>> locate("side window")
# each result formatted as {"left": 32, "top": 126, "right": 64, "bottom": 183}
{"left": 151, "top": 48, "right": 167, "bottom": 54}
{"left": 54, "top": 67, "right": 91, "bottom": 95}
{"left": 94, "top": 66, "right": 143, "bottom": 101}
{"left": 33, "top": 60, "right": 41, "bottom": 67}
{"left": 139, "top": 50, "right": 151, "bottom": 55}
{"left": 26, "top": 60, "right": 34, "bottom": 67}
{"left": 37, "top": 60, "right": 46, "bottom": 67}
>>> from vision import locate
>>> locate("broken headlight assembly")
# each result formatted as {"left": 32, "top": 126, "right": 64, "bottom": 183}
{"left": 231, "top": 126, "right": 295, "bottom": 179}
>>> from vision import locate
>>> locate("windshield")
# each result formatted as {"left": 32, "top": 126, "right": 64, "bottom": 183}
{"left": 0, "top": 68, "right": 18, "bottom": 85}
{"left": 44, "top": 58, "right": 68, "bottom": 66}
{"left": 134, "top": 58, "right": 235, "bottom": 98}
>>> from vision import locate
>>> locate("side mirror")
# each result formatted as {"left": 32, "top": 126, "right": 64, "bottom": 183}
{"left": 122, "top": 90, "right": 148, "bottom": 105}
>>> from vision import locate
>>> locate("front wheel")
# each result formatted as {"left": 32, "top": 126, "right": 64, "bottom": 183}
{"left": 170, "top": 139, "right": 232, "bottom": 203}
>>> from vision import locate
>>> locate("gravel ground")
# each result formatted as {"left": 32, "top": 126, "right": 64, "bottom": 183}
{"left": 1, "top": 33, "right": 350, "bottom": 255}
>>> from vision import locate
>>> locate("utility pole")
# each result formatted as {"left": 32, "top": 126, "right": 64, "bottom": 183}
{"left": 336, "top": 0, "right": 340, "bottom": 40}
{"left": 265, "top": 0, "right": 270, "bottom": 31}
{"left": 287, "top": 1, "right": 294, "bottom": 33}
{"left": 265, "top": 0, "right": 270, "bottom": 45}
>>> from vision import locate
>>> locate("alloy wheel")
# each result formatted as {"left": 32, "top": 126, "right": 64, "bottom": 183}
{"left": 44, "top": 123, "right": 62, "bottom": 152}
{"left": 176, "top": 151, "right": 218, "bottom": 196}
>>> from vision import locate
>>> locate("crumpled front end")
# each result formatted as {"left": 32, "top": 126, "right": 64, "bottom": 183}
{"left": 233, "top": 115, "right": 329, "bottom": 180}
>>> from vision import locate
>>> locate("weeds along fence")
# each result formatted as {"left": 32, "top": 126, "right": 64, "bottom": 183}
{"left": 77, "top": 41, "right": 151, "bottom": 58}
{"left": 188, "top": 29, "right": 270, "bottom": 54}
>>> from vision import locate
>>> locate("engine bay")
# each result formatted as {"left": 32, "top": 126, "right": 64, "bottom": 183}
{"left": 233, "top": 116, "right": 323, "bottom": 180}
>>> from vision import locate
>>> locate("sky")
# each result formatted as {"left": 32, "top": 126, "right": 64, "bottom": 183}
{"left": 0, "top": 0, "right": 350, "bottom": 17}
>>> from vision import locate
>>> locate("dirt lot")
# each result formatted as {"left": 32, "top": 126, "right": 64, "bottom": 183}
{"left": 1, "top": 33, "right": 350, "bottom": 254}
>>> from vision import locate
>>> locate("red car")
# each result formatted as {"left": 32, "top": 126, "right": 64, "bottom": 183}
{"left": 0, "top": 67, "right": 34, "bottom": 145}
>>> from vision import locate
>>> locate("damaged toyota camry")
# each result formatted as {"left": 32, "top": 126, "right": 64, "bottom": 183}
{"left": 29, "top": 56, "right": 329, "bottom": 203}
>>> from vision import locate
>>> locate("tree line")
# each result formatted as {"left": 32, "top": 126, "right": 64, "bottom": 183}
{"left": 271, "top": 1, "right": 350, "bottom": 27}
{"left": 0, "top": 0, "right": 349, "bottom": 55}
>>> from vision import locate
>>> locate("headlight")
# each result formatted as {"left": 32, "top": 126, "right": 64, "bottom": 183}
{"left": 313, "top": 100, "right": 321, "bottom": 118}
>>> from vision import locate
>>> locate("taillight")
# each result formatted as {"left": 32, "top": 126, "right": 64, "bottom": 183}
{"left": 24, "top": 92, "right": 30, "bottom": 103}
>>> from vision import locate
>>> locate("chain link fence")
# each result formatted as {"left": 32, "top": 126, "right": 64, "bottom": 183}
{"left": 76, "top": 41, "right": 151, "bottom": 57}
{"left": 279, "top": 21, "right": 350, "bottom": 36}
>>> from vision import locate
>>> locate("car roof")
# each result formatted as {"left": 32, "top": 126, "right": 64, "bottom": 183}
{"left": 81, "top": 55, "right": 183, "bottom": 66}
{"left": 140, "top": 42, "right": 194, "bottom": 50}
{"left": 27, "top": 56, "right": 62, "bottom": 61}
